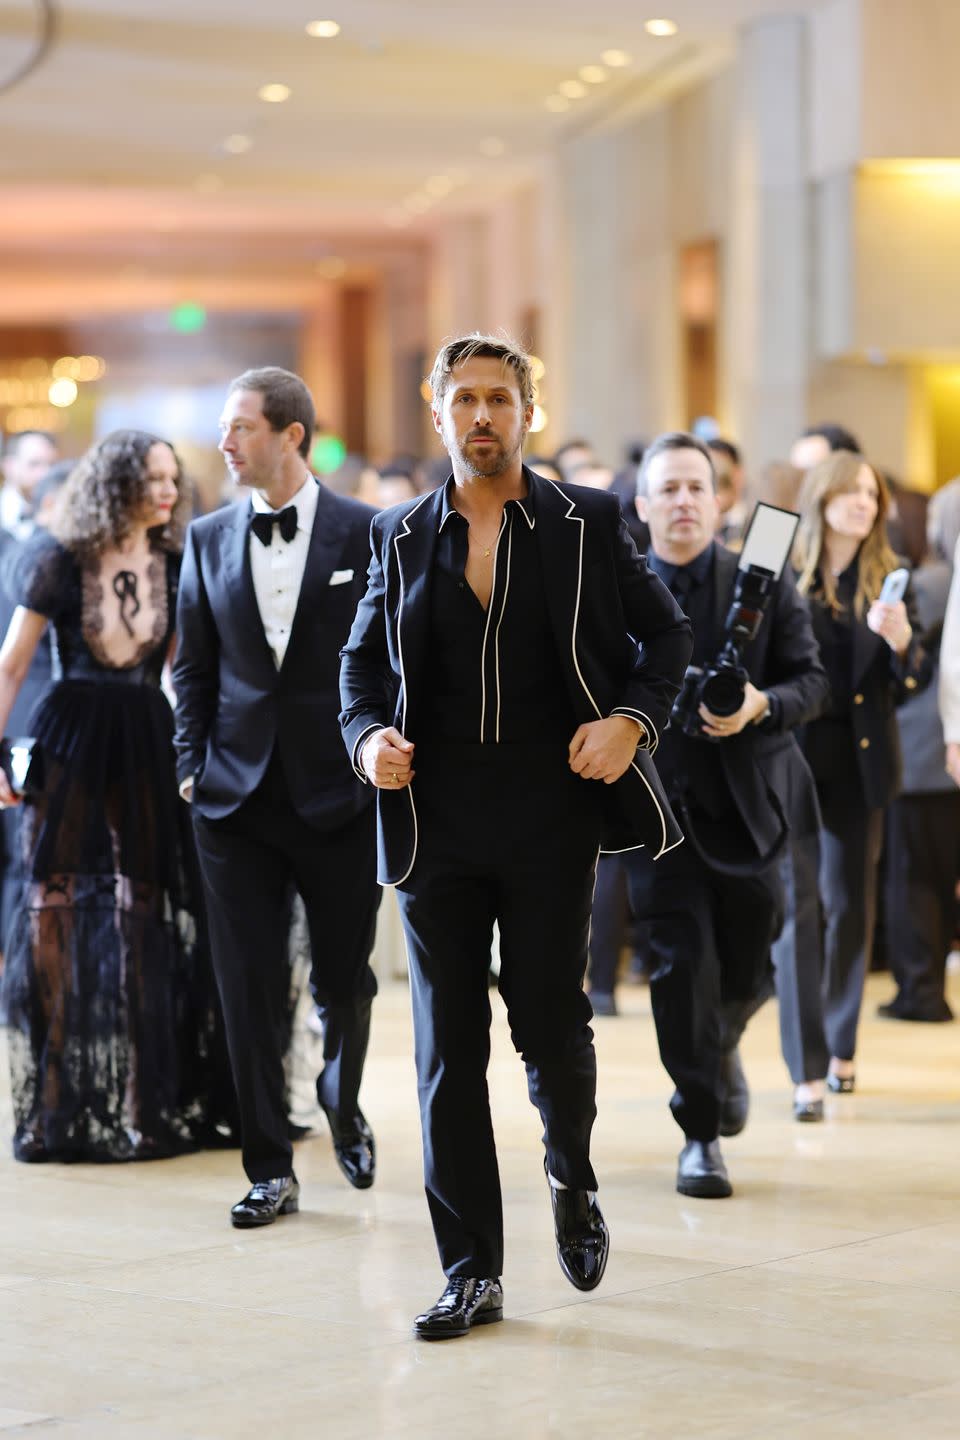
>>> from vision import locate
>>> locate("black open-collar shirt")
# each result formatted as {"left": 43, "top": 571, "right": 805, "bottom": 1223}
{"left": 416, "top": 477, "right": 575, "bottom": 745}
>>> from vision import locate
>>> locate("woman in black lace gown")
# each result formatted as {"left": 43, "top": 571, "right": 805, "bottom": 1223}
{"left": 0, "top": 430, "right": 236, "bottom": 1161}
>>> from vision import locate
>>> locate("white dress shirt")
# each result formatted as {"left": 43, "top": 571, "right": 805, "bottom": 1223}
{"left": 939, "top": 534, "right": 960, "bottom": 744}
{"left": 178, "top": 473, "right": 318, "bottom": 803}
{"left": 0, "top": 485, "right": 32, "bottom": 538}
{"left": 249, "top": 474, "right": 318, "bottom": 669}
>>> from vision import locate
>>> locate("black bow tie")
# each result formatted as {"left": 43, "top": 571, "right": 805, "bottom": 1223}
{"left": 250, "top": 505, "right": 298, "bottom": 547}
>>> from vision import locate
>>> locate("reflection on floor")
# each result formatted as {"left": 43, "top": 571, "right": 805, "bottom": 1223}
{"left": 2, "top": 971, "right": 960, "bottom": 1439}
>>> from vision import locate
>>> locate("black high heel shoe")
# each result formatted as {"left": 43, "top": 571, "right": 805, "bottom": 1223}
{"left": 826, "top": 1073, "right": 855, "bottom": 1094}
{"left": 793, "top": 1097, "right": 825, "bottom": 1121}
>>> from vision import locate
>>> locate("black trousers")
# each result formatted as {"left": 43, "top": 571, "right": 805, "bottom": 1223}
{"left": 625, "top": 816, "right": 782, "bottom": 1142}
{"left": 397, "top": 743, "right": 602, "bottom": 1279}
{"left": 193, "top": 753, "right": 379, "bottom": 1182}
{"left": 588, "top": 854, "right": 628, "bottom": 995}
{"left": 884, "top": 790, "right": 960, "bottom": 1018}
{"left": 818, "top": 766, "right": 884, "bottom": 1062}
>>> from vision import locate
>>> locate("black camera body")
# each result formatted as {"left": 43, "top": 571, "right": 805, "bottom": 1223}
{"left": 670, "top": 564, "right": 776, "bottom": 739}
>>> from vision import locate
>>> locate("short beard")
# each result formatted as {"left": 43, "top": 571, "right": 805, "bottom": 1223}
{"left": 453, "top": 434, "right": 517, "bottom": 479}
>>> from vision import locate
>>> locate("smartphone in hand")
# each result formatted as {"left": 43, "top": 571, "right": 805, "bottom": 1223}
{"left": 878, "top": 567, "right": 909, "bottom": 605}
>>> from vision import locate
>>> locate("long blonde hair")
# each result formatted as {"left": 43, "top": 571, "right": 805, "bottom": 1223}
{"left": 794, "top": 451, "right": 898, "bottom": 617}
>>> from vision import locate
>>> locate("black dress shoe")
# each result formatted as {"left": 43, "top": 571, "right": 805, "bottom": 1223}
{"left": 414, "top": 1277, "right": 503, "bottom": 1340}
{"left": 826, "top": 1073, "right": 855, "bottom": 1094}
{"left": 548, "top": 1172, "right": 610, "bottom": 1291}
{"left": 318, "top": 1101, "right": 375, "bottom": 1189}
{"left": 676, "top": 1139, "right": 733, "bottom": 1199}
{"left": 878, "top": 998, "right": 953, "bottom": 1023}
{"left": 718, "top": 1047, "right": 749, "bottom": 1137}
{"left": 230, "top": 1175, "right": 300, "bottom": 1229}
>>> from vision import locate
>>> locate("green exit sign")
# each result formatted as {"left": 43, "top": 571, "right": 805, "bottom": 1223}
{"left": 169, "top": 303, "right": 207, "bottom": 333}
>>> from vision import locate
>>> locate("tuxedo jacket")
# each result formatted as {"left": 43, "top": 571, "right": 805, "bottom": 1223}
{"left": 173, "top": 480, "right": 375, "bottom": 829}
{"left": 339, "top": 471, "right": 694, "bottom": 885}
{"left": 801, "top": 561, "right": 930, "bottom": 810}
{"left": 676, "top": 542, "right": 830, "bottom": 866}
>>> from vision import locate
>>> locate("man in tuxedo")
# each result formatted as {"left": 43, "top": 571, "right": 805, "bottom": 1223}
{"left": 340, "top": 335, "right": 692, "bottom": 1339}
{"left": 173, "top": 367, "right": 379, "bottom": 1228}
{"left": 627, "top": 432, "right": 828, "bottom": 1198}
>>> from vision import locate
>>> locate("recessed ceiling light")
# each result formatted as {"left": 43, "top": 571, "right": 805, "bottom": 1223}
{"left": 602, "top": 49, "right": 632, "bottom": 67}
{"left": 306, "top": 19, "right": 341, "bottom": 38}
{"left": 645, "top": 19, "right": 678, "bottom": 38}
{"left": 223, "top": 134, "right": 252, "bottom": 154}
{"left": 579, "top": 65, "right": 607, "bottom": 84}
{"left": 558, "top": 79, "right": 587, "bottom": 99}
{"left": 258, "top": 83, "right": 291, "bottom": 103}
{"left": 479, "top": 136, "right": 506, "bottom": 157}
{"left": 545, "top": 95, "right": 569, "bottom": 113}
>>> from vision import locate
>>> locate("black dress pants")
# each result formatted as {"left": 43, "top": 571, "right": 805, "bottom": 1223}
{"left": 884, "top": 790, "right": 960, "bottom": 1018}
{"left": 588, "top": 854, "right": 628, "bottom": 995}
{"left": 397, "top": 743, "right": 602, "bottom": 1279}
{"left": 625, "top": 815, "right": 782, "bottom": 1142}
{"left": 193, "top": 753, "right": 379, "bottom": 1182}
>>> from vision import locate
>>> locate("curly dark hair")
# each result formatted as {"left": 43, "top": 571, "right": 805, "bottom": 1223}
{"left": 51, "top": 430, "right": 190, "bottom": 562}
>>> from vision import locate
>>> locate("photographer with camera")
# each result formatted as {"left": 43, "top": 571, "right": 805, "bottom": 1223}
{"left": 627, "top": 433, "right": 829, "bottom": 1198}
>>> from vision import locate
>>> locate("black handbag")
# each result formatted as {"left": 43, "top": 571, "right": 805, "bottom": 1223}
{"left": 0, "top": 736, "right": 44, "bottom": 797}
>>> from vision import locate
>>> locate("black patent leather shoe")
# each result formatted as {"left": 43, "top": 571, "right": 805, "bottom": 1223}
{"left": 414, "top": 1277, "right": 504, "bottom": 1340}
{"left": 826, "top": 1072, "right": 855, "bottom": 1094}
{"left": 676, "top": 1139, "right": 733, "bottom": 1199}
{"left": 718, "top": 1047, "right": 749, "bottom": 1137}
{"left": 318, "top": 1101, "right": 375, "bottom": 1189}
{"left": 230, "top": 1174, "right": 300, "bottom": 1229}
{"left": 548, "top": 1174, "right": 610, "bottom": 1291}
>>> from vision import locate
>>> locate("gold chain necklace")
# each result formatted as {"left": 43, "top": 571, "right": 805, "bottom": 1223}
{"left": 468, "top": 525, "right": 501, "bottom": 559}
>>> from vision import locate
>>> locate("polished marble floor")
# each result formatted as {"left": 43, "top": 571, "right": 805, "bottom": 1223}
{"left": 2, "top": 970, "right": 959, "bottom": 1439}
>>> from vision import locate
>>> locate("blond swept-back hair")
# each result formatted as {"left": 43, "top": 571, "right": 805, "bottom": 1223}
{"left": 794, "top": 451, "right": 898, "bottom": 617}
{"left": 426, "top": 333, "right": 535, "bottom": 412}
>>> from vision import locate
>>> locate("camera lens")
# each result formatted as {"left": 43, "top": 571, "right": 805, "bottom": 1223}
{"left": 700, "top": 667, "right": 744, "bottom": 717}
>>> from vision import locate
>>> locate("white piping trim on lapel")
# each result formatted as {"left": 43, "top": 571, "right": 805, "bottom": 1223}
{"left": 390, "top": 491, "right": 434, "bottom": 886}
{"left": 543, "top": 477, "right": 670, "bottom": 859}
{"left": 491, "top": 513, "right": 511, "bottom": 742}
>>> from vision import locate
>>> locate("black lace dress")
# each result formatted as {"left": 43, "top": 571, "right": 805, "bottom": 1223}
{"left": 2, "top": 532, "right": 237, "bottom": 1161}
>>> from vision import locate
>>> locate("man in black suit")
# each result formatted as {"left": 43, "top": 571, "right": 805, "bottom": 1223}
{"left": 340, "top": 335, "right": 692, "bottom": 1339}
{"left": 173, "top": 367, "right": 379, "bottom": 1228}
{"left": 627, "top": 432, "right": 829, "bottom": 1198}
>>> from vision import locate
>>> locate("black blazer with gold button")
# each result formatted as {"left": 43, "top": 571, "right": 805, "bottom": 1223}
{"left": 802, "top": 563, "right": 931, "bottom": 810}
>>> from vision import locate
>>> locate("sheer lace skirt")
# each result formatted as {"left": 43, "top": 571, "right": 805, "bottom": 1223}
{"left": 2, "top": 681, "right": 236, "bottom": 1161}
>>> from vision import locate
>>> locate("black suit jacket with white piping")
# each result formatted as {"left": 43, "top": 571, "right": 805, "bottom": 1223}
{"left": 338, "top": 470, "right": 694, "bottom": 885}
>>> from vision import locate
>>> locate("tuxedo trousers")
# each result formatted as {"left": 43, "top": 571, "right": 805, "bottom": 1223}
{"left": 396, "top": 742, "right": 602, "bottom": 1279}
{"left": 625, "top": 816, "right": 783, "bottom": 1142}
{"left": 193, "top": 751, "right": 379, "bottom": 1182}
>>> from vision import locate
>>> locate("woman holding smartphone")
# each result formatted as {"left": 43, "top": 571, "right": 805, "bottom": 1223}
{"left": 794, "top": 451, "right": 930, "bottom": 1094}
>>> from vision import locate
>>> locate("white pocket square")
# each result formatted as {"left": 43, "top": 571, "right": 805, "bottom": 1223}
{"left": 329, "top": 569, "right": 354, "bottom": 586}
